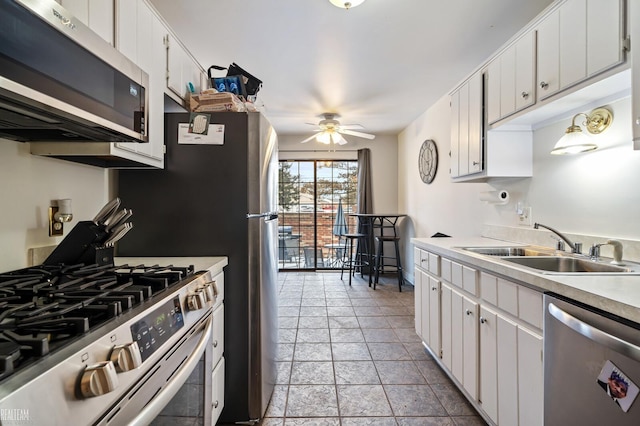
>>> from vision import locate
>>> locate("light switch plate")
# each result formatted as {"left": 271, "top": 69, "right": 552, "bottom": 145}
{"left": 518, "top": 207, "right": 532, "bottom": 226}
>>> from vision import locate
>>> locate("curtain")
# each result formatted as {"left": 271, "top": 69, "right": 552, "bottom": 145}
{"left": 356, "top": 148, "right": 372, "bottom": 214}
{"left": 356, "top": 148, "right": 373, "bottom": 274}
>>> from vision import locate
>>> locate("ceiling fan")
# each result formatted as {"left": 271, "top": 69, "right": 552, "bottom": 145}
{"left": 300, "top": 113, "right": 375, "bottom": 145}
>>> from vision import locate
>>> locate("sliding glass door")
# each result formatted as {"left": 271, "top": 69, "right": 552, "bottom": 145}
{"left": 278, "top": 160, "right": 358, "bottom": 270}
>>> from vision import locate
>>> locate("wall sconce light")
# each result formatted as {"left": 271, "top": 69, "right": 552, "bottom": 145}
{"left": 329, "top": 0, "right": 366, "bottom": 9}
{"left": 550, "top": 107, "right": 613, "bottom": 155}
{"left": 49, "top": 199, "right": 73, "bottom": 237}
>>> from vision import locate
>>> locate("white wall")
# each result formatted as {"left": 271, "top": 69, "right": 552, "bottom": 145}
{"left": 0, "top": 139, "right": 109, "bottom": 271}
{"left": 279, "top": 134, "right": 399, "bottom": 213}
{"left": 398, "top": 94, "right": 640, "bottom": 283}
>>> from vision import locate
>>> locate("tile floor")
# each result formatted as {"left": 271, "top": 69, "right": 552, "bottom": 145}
{"left": 263, "top": 271, "right": 487, "bottom": 426}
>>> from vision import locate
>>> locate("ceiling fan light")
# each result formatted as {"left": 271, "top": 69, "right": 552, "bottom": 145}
{"left": 329, "top": 0, "right": 366, "bottom": 9}
{"left": 316, "top": 132, "right": 332, "bottom": 144}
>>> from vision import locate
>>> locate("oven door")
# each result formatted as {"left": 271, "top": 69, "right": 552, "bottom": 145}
{"left": 97, "top": 310, "right": 212, "bottom": 425}
{"left": 544, "top": 294, "right": 640, "bottom": 425}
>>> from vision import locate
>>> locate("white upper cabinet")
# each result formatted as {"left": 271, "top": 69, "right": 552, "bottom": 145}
{"left": 486, "top": 31, "right": 536, "bottom": 124}
{"left": 536, "top": 8, "right": 560, "bottom": 99}
{"left": 58, "top": 0, "right": 114, "bottom": 45}
{"left": 514, "top": 32, "right": 536, "bottom": 112}
{"left": 113, "top": 0, "right": 164, "bottom": 168}
{"left": 537, "top": 0, "right": 624, "bottom": 101}
{"left": 450, "top": 72, "right": 482, "bottom": 178}
{"left": 166, "top": 34, "right": 207, "bottom": 104}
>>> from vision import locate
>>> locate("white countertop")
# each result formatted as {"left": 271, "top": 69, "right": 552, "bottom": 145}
{"left": 412, "top": 237, "right": 640, "bottom": 324}
{"left": 114, "top": 256, "right": 228, "bottom": 276}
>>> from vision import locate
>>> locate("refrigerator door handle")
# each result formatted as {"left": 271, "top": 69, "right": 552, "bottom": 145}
{"left": 246, "top": 212, "right": 278, "bottom": 221}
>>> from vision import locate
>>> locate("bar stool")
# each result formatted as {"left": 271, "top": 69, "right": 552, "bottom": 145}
{"left": 373, "top": 235, "right": 404, "bottom": 291}
{"left": 341, "top": 233, "right": 368, "bottom": 286}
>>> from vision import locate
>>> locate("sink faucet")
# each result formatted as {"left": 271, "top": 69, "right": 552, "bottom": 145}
{"left": 590, "top": 240, "right": 624, "bottom": 264}
{"left": 533, "top": 223, "right": 582, "bottom": 254}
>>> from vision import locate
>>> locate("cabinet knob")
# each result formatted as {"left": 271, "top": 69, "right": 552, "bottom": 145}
{"left": 431, "top": 286, "right": 437, "bottom": 291}
{"left": 636, "top": 117, "right": 640, "bottom": 125}
{"left": 213, "top": 340, "right": 218, "bottom": 348}
{"left": 214, "top": 400, "right": 219, "bottom": 409}
{"left": 472, "top": 161, "right": 479, "bottom": 166}
{"left": 521, "top": 91, "right": 529, "bottom": 99}
{"left": 465, "top": 309, "right": 472, "bottom": 316}
{"left": 480, "top": 317, "right": 487, "bottom": 324}
{"left": 539, "top": 81, "right": 549, "bottom": 89}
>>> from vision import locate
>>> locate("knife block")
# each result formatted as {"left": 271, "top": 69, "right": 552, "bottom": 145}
{"left": 44, "top": 221, "right": 112, "bottom": 266}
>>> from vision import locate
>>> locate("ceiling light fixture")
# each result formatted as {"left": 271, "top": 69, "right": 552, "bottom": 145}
{"left": 316, "top": 129, "right": 346, "bottom": 145}
{"left": 550, "top": 107, "right": 613, "bottom": 155}
{"left": 329, "top": 0, "right": 366, "bottom": 10}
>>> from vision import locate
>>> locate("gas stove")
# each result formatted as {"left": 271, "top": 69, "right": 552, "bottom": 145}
{"left": 0, "top": 262, "right": 195, "bottom": 381}
{"left": 0, "top": 260, "right": 218, "bottom": 426}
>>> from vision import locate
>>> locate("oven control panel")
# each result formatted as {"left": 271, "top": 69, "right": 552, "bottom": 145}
{"left": 130, "top": 296, "right": 184, "bottom": 363}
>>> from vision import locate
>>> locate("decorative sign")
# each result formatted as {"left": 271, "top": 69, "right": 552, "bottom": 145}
{"left": 178, "top": 122, "right": 225, "bottom": 145}
{"left": 597, "top": 360, "right": 639, "bottom": 413}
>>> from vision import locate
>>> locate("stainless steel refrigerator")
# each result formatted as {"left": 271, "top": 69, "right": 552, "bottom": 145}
{"left": 117, "top": 111, "right": 278, "bottom": 424}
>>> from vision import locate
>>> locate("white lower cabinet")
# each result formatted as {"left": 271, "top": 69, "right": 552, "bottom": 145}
{"left": 414, "top": 264, "right": 423, "bottom": 338}
{"left": 414, "top": 245, "right": 543, "bottom": 426}
{"left": 517, "top": 327, "right": 543, "bottom": 426}
{"left": 441, "top": 282, "right": 478, "bottom": 400}
{"left": 209, "top": 271, "right": 225, "bottom": 425}
{"left": 211, "top": 357, "right": 225, "bottom": 422}
{"left": 414, "top": 256, "right": 440, "bottom": 353}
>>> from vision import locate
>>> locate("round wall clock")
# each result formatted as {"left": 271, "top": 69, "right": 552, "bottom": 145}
{"left": 418, "top": 139, "right": 438, "bottom": 184}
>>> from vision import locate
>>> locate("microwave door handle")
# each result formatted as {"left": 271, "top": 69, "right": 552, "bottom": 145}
{"left": 127, "top": 315, "right": 213, "bottom": 426}
{"left": 548, "top": 303, "right": 640, "bottom": 363}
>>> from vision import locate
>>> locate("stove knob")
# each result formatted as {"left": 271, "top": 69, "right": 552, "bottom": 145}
{"left": 79, "top": 361, "right": 119, "bottom": 398}
{"left": 201, "top": 281, "right": 218, "bottom": 303}
{"left": 110, "top": 342, "right": 142, "bottom": 372}
{"left": 187, "top": 290, "right": 206, "bottom": 310}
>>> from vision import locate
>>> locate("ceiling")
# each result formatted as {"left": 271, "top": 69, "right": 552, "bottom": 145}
{"left": 149, "top": 0, "right": 555, "bottom": 138}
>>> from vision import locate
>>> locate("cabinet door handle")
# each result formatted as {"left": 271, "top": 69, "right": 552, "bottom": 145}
{"left": 539, "top": 81, "right": 549, "bottom": 89}
{"left": 465, "top": 309, "right": 472, "bottom": 316}
{"left": 480, "top": 317, "right": 487, "bottom": 324}
{"left": 521, "top": 91, "right": 529, "bottom": 99}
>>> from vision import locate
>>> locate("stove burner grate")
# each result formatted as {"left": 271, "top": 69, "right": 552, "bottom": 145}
{"left": 0, "top": 262, "right": 195, "bottom": 381}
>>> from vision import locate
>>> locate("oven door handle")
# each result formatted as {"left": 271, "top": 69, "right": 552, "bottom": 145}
{"left": 548, "top": 302, "right": 640, "bottom": 363}
{"left": 128, "top": 314, "right": 213, "bottom": 426}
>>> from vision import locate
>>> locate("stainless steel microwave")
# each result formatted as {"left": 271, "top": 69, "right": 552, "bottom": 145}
{"left": 0, "top": 0, "right": 148, "bottom": 143}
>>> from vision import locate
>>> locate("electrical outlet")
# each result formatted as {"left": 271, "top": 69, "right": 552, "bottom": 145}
{"left": 518, "top": 206, "right": 532, "bottom": 226}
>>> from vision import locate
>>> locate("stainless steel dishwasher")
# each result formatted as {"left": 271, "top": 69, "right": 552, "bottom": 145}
{"left": 544, "top": 294, "right": 640, "bottom": 425}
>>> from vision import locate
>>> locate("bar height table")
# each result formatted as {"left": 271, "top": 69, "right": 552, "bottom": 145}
{"left": 349, "top": 213, "right": 407, "bottom": 286}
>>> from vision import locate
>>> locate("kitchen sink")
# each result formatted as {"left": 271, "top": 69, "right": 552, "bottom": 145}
{"left": 460, "top": 245, "right": 640, "bottom": 274}
{"left": 461, "top": 246, "right": 555, "bottom": 257}
{"left": 502, "top": 256, "right": 634, "bottom": 274}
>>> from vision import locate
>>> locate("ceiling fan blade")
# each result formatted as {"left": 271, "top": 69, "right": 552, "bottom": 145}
{"left": 338, "top": 124, "right": 365, "bottom": 130}
{"left": 300, "top": 133, "right": 319, "bottom": 143}
{"left": 340, "top": 129, "right": 375, "bottom": 140}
